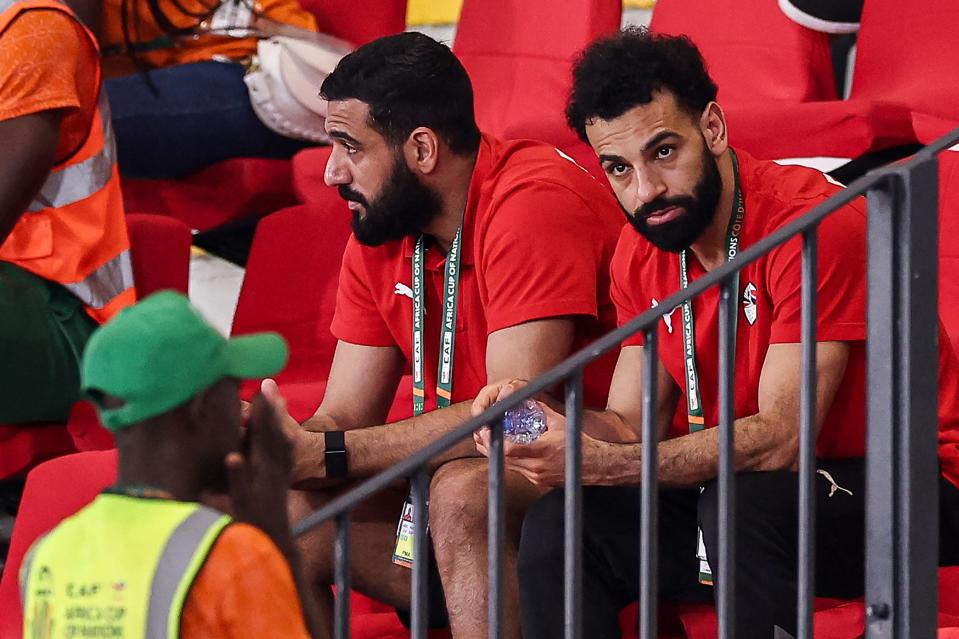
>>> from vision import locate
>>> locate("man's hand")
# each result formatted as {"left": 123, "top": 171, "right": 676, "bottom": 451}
{"left": 474, "top": 394, "right": 611, "bottom": 487}
{"left": 227, "top": 389, "right": 294, "bottom": 546}
{"left": 259, "top": 378, "right": 332, "bottom": 485}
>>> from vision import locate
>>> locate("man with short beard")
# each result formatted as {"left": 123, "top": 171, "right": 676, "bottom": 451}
{"left": 271, "top": 32, "right": 625, "bottom": 639}
{"left": 473, "top": 28, "right": 959, "bottom": 638}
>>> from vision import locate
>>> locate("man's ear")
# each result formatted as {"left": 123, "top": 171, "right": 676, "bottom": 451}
{"left": 186, "top": 384, "right": 217, "bottom": 432}
{"left": 700, "top": 101, "right": 729, "bottom": 158}
{"left": 404, "top": 127, "right": 440, "bottom": 175}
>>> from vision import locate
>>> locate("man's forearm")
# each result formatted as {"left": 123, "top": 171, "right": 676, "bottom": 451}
{"left": 297, "top": 402, "right": 480, "bottom": 481}
{"left": 585, "top": 413, "right": 797, "bottom": 487}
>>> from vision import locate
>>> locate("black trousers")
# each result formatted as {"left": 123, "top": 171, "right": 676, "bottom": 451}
{"left": 519, "top": 459, "right": 959, "bottom": 639}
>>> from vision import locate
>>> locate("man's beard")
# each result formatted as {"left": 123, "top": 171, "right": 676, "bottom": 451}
{"left": 625, "top": 144, "right": 723, "bottom": 253}
{"left": 339, "top": 155, "right": 443, "bottom": 247}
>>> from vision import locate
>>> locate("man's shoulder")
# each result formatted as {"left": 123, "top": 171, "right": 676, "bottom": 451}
{"left": 483, "top": 138, "right": 610, "bottom": 199}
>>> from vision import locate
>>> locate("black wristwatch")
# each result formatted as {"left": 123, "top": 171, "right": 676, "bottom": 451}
{"left": 324, "top": 431, "right": 348, "bottom": 478}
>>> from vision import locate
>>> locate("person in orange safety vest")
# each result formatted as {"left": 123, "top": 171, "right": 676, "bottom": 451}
{"left": 0, "top": 0, "right": 134, "bottom": 424}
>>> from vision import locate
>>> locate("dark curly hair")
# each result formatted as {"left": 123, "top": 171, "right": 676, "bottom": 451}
{"left": 321, "top": 32, "right": 481, "bottom": 156}
{"left": 566, "top": 27, "right": 718, "bottom": 143}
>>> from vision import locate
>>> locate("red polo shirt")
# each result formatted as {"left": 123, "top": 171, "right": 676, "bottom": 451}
{"left": 610, "top": 149, "right": 959, "bottom": 487}
{"left": 331, "top": 134, "right": 624, "bottom": 414}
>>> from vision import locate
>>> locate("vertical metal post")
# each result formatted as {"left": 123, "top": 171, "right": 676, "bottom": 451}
{"left": 717, "top": 278, "right": 737, "bottom": 639}
{"left": 565, "top": 371, "right": 584, "bottom": 639}
{"left": 866, "top": 160, "right": 940, "bottom": 639}
{"left": 640, "top": 329, "right": 659, "bottom": 639}
{"left": 411, "top": 468, "right": 430, "bottom": 639}
{"left": 488, "top": 419, "right": 505, "bottom": 639}
{"left": 334, "top": 512, "right": 351, "bottom": 639}
{"left": 798, "top": 228, "right": 818, "bottom": 639}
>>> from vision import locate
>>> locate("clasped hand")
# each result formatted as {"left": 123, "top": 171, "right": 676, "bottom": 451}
{"left": 471, "top": 378, "right": 604, "bottom": 487}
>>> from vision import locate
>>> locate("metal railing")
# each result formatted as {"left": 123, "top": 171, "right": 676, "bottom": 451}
{"left": 293, "top": 126, "right": 959, "bottom": 639}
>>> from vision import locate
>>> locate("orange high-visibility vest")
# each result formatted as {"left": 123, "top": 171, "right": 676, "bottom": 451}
{"left": 0, "top": 0, "right": 135, "bottom": 323}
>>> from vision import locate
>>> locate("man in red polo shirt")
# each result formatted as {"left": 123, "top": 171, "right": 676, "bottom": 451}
{"left": 474, "top": 28, "right": 959, "bottom": 638}
{"left": 272, "top": 32, "right": 624, "bottom": 638}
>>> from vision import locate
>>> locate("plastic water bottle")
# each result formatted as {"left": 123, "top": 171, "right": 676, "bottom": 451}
{"left": 502, "top": 399, "right": 548, "bottom": 444}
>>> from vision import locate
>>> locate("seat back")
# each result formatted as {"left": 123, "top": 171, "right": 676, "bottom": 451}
{"left": 452, "top": 0, "right": 620, "bottom": 177}
{"left": 124, "top": 213, "right": 193, "bottom": 297}
{"left": 231, "top": 204, "right": 352, "bottom": 384}
{"left": 850, "top": 0, "right": 959, "bottom": 123}
{"left": 650, "top": 0, "right": 837, "bottom": 105}
{"left": 0, "top": 450, "right": 118, "bottom": 638}
{"left": 297, "top": 0, "right": 407, "bottom": 46}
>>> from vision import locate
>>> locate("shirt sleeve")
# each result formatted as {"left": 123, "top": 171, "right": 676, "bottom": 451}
{"left": 330, "top": 236, "right": 396, "bottom": 347}
{"left": 478, "top": 181, "right": 607, "bottom": 334}
{"left": 609, "top": 228, "right": 646, "bottom": 348}
{"left": 0, "top": 10, "right": 99, "bottom": 157}
{"left": 766, "top": 198, "right": 868, "bottom": 344}
{"left": 181, "top": 523, "right": 310, "bottom": 639}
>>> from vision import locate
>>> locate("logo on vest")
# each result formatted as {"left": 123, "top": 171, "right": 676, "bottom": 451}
{"left": 651, "top": 298, "right": 680, "bottom": 334}
{"left": 743, "top": 282, "right": 758, "bottom": 326}
{"left": 394, "top": 282, "right": 414, "bottom": 300}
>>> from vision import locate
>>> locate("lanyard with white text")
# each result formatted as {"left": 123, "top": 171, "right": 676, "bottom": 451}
{"left": 411, "top": 227, "right": 463, "bottom": 416}
{"left": 678, "top": 150, "right": 745, "bottom": 434}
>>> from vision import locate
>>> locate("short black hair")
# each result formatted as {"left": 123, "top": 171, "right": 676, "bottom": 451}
{"left": 566, "top": 27, "right": 718, "bottom": 143}
{"left": 321, "top": 32, "right": 481, "bottom": 156}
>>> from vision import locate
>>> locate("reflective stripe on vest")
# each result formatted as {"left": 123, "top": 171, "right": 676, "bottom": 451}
{"left": 27, "top": 96, "right": 116, "bottom": 213}
{"left": 20, "top": 496, "right": 230, "bottom": 639}
{"left": 64, "top": 248, "right": 133, "bottom": 310}
{"left": 146, "top": 506, "right": 228, "bottom": 638}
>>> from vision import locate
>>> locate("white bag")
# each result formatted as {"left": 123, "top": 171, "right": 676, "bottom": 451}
{"left": 244, "top": 35, "right": 349, "bottom": 143}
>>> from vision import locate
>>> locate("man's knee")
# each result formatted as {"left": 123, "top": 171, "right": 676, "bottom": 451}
{"left": 429, "top": 459, "right": 491, "bottom": 538}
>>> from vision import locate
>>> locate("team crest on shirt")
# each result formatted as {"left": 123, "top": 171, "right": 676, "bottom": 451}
{"left": 651, "top": 298, "right": 680, "bottom": 334}
{"left": 742, "top": 282, "right": 758, "bottom": 326}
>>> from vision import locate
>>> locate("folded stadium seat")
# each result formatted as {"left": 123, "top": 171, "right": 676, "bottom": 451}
{"left": 120, "top": 0, "right": 408, "bottom": 233}
{"left": 0, "top": 214, "right": 194, "bottom": 475}
{"left": 121, "top": 159, "right": 298, "bottom": 232}
{"left": 451, "top": 0, "right": 621, "bottom": 181}
{"left": 649, "top": 0, "right": 915, "bottom": 160}
{"left": 0, "top": 449, "right": 118, "bottom": 638}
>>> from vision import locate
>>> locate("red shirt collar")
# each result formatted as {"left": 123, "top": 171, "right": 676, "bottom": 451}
{"left": 401, "top": 134, "right": 496, "bottom": 268}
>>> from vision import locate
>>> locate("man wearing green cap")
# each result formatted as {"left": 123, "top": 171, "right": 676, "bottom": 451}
{"left": 18, "top": 291, "right": 323, "bottom": 639}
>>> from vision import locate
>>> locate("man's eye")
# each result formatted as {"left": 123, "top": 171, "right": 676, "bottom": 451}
{"left": 607, "top": 163, "right": 630, "bottom": 177}
{"left": 655, "top": 145, "right": 674, "bottom": 160}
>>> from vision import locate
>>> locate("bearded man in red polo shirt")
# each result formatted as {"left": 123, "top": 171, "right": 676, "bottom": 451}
{"left": 271, "top": 32, "right": 625, "bottom": 638}
{"left": 474, "top": 28, "right": 959, "bottom": 638}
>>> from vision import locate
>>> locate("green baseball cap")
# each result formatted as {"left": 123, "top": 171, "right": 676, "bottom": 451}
{"left": 81, "top": 291, "right": 288, "bottom": 431}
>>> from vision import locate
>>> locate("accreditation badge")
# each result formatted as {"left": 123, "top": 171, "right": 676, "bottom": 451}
{"left": 392, "top": 492, "right": 427, "bottom": 568}
{"left": 696, "top": 527, "right": 714, "bottom": 586}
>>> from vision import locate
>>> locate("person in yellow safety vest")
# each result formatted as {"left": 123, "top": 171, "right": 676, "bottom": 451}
{"left": 19, "top": 291, "right": 325, "bottom": 639}
{"left": 0, "top": 0, "right": 135, "bottom": 425}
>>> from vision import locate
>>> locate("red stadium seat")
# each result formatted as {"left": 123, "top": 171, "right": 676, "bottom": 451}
{"left": 0, "top": 214, "right": 193, "bottom": 474}
{"left": 650, "top": 0, "right": 837, "bottom": 106}
{"left": 232, "top": 203, "right": 351, "bottom": 386}
{"left": 650, "top": 0, "right": 917, "bottom": 160}
{"left": 452, "top": 0, "right": 621, "bottom": 180}
{"left": 0, "top": 450, "right": 118, "bottom": 638}
{"left": 297, "top": 0, "right": 407, "bottom": 47}
{"left": 121, "top": 158, "right": 297, "bottom": 232}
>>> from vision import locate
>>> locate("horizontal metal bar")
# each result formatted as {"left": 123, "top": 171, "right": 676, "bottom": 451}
{"left": 293, "top": 125, "right": 959, "bottom": 535}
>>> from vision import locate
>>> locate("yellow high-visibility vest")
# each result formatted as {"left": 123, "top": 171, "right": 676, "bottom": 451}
{"left": 20, "top": 493, "right": 230, "bottom": 639}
